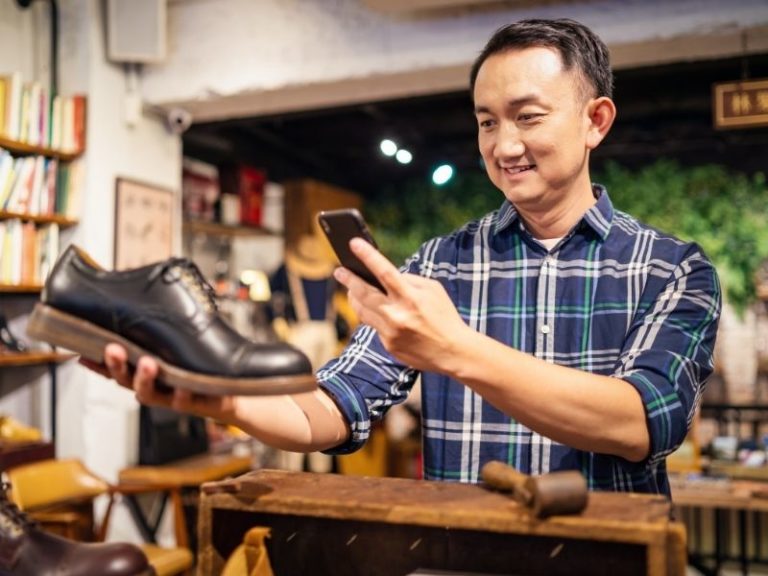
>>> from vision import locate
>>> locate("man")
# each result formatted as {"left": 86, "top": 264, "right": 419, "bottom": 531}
{"left": 101, "top": 19, "right": 720, "bottom": 495}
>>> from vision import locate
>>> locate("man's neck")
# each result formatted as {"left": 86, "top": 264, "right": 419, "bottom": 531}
{"left": 517, "top": 182, "right": 597, "bottom": 240}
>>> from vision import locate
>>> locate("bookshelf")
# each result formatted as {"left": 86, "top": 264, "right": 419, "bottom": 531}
{"left": 0, "top": 351, "right": 76, "bottom": 368}
{"left": 0, "top": 74, "right": 87, "bottom": 450}
{"left": 0, "top": 135, "right": 82, "bottom": 162}
{"left": 0, "top": 209, "right": 78, "bottom": 227}
{"left": 0, "top": 133, "right": 83, "bottom": 290}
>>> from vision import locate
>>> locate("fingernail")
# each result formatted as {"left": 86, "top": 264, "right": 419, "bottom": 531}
{"left": 138, "top": 360, "right": 152, "bottom": 377}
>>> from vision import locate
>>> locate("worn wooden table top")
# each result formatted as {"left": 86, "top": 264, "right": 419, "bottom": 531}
{"left": 201, "top": 469, "right": 675, "bottom": 544}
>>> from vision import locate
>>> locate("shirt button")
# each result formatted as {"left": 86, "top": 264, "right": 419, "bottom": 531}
{"left": 541, "top": 325, "right": 550, "bottom": 334}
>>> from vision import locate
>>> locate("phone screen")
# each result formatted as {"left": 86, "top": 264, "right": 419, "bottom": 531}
{"left": 317, "top": 209, "right": 386, "bottom": 293}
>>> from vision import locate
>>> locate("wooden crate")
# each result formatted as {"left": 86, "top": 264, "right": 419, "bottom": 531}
{"left": 197, "top": 470, "right": 686, "bottom": 576}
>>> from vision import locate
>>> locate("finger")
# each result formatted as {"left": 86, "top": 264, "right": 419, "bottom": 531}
{"left": 133, "top": 357, "right": 169, "bottom": 405}
{"left": 337, "top": 269, "right": 390, "bottom": 327}
{"left": 335, "top": 266, "right": 388, "bottom": 305}
{"left": 349, "top": 238, "right": 407, "bottom": 297}
{"left": 104, "top": 343, "right": 131, "bottom": 386}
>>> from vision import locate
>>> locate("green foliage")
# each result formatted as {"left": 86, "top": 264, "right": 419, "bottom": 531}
{"left": 368, "top": 160, "right": 768, "bottom": 313}
{"left": 599, "top": 160, "right": 768, "bottom": 314}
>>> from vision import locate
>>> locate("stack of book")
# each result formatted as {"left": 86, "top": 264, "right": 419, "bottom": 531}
{"left": 0, "top": 71, "right": 87, "bottom": 153}
{"left": 0, "top": 219, "right": 59, "bottom": 286}
{"left": 0, "top": 149, "right": 82, "bottom": 218}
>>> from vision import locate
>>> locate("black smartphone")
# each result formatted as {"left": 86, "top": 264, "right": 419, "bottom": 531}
{"left": 317, "top": 208, "right": 386, "bottom": 293}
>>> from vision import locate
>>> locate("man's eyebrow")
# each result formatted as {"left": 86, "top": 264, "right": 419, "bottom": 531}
{"left": 474, "top": 94, "right": 542, "bottom": 115}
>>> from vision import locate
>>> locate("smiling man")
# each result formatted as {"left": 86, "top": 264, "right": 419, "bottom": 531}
{"left": 102, "top": 19, "right": 720, "bottom": 496}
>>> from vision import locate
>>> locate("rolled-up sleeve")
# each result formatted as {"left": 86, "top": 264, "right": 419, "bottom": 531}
{"left": 317, "top": 253, "right": 424, "bottom": 454}
{"left": 614, "top": 245, "right": 721, "bottom": 465}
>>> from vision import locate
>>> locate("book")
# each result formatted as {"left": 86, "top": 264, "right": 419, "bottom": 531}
{"left": 25, "top": 82, "right": 41, "bottom": 146}
{"left": 4, "top": 72, "right": 21, "bottom": 141}
{"left": 18, "top": 84, "right": 30, "bottom": 144}
{"left": 61, "top": 96, "right": 74, "bottom": 152}
{"left": 6, "top": 156, "right": 34, "bottom": 213}
{"left": 0, "top": 150, "right": 15, "bottom": 209}
{"left": 72, "top": 95, "right": 87, "bottom": 152}
{"left": 49, "top": 95, "right": 61, "bottom": 150}
{"left": 0, "top": 77, "right": 6, "bottom": 137}
{"left": 20, "top": 220, "right": 37, "bottom": 284}
{"left": 42, "top": 158, "right": 58, "bottom": 215}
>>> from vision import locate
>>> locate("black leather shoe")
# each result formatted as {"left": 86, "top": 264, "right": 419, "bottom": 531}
{"left": 0, "top": 485, "right": 153, "bottom": 576}
{"left": 26, "top": 245, "right": 316, "bottom": 396}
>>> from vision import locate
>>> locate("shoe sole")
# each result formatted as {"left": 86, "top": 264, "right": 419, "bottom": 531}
{"left": 27, "top": 303, "right": 317, "bottom": 397}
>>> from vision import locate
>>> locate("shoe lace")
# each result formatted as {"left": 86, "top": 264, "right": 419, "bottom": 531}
{"left": 151, "top": 258, "right": 218, "bottom": 313}
{"left": 0, "top": 483, "right": 35, "bottom": 535}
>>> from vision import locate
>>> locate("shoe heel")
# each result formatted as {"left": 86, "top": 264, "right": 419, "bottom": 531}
{"left": 27, "top": 303, "right": 110, "bottom": 363}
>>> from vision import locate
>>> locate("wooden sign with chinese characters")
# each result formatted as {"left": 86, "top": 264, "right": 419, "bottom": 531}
{"left": 713, "top": 79, "right": 768, "bottom": 129}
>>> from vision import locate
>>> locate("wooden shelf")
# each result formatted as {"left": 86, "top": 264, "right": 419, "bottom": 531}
{"left": 0, "top": 351, "right": 76, "bottom": 367}
{"left": 0, "top": 284, "right": 42, "bottom": 293}
{"left": 183, "top": 219, "right": 275, "bottom": 238}
{"left": 0, "top": 210, "right": 78, "bottom": 227}
{"left": 0, "top": 135, "right": 83, "bottom": 162}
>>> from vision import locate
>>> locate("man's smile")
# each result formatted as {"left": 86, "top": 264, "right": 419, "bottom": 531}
{"left": 501, "top": 164, "right": 536, "bottom": 175}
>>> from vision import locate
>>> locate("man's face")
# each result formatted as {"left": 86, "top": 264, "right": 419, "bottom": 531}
{"left": 474, "top": 47, "right": 596, "bottom": 215}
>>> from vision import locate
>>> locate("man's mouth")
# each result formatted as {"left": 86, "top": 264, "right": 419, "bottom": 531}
{"left": 502, "top": 165, "right": 536, "bottom": 175}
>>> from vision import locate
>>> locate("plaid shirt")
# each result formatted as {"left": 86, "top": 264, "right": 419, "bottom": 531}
{"left": 318, "top": 186, "right": 721, "bottom": 495}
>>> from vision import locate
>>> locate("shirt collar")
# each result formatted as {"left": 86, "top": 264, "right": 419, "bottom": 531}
{"left": 493, "top": 184, "right": 614, "bottom": 242}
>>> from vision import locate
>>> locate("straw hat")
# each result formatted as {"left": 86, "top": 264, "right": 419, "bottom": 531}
{"left": 285, "top": 233, "right": 336, "bottom": 279}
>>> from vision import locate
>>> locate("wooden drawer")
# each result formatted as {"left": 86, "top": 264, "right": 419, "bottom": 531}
{"left": 198, "top": 470, "right": 686, "bottom": 576}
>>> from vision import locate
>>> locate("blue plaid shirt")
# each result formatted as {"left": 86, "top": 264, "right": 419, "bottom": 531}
{"left": 318, "top": 186, "right": 721, "bottom": 495}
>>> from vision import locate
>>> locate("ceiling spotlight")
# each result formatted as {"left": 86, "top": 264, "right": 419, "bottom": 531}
{"left": 395, "top": 149, "right": 413, "bottom": 164}
{"left": 432, "top": 164, "right": 454, "bottom": 186}
{"left": 380, "top": 139, "right": 398, "bottom": 156}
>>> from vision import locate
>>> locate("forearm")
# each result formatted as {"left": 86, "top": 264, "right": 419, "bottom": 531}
{"left": 229, "top": 388, "right": 350, "bottom": 453}
{"left": 446, "top": 328, "right": 650, "bottom": 461}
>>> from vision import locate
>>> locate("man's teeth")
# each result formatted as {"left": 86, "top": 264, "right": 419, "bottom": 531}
{"left": 505, "top": 165, "right": 535, "bottom": 174}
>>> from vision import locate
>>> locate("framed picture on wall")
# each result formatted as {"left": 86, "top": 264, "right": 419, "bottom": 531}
{"left": 114, "top": 178, "right": 175, "bottom": 269}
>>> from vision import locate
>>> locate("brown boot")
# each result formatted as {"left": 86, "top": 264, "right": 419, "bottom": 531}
{"left": 0, "top": 484, "right": 153, "bottom": 576}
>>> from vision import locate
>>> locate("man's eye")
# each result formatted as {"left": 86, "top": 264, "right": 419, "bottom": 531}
{"left": 478, "top": 118, "right": 495, "bottom": 129}
{"left": 518, "top": 113, "right": 541, "bottom": 122}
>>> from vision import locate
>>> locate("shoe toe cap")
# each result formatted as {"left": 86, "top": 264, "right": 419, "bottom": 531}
{"left": 239, "top": 343, "right": 313, "bottom": 377}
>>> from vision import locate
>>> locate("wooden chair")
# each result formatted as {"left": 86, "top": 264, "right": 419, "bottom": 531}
{"left": 3, "top": 458, "right": 194, "bottom": 576}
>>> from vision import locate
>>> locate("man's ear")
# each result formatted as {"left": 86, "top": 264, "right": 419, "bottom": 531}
{"left": 585, "top": 97, "right": 616, "bottom": 150}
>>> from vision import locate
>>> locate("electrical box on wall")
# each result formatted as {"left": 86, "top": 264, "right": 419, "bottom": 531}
{"left": 106, "top": 0, "right": 167, "bottom": 63}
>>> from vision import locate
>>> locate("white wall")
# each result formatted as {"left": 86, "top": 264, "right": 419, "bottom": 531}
{"left": 0, "top": 0, "right": 50, "bottom": 88}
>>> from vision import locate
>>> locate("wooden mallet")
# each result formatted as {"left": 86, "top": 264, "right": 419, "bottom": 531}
{"left": 481, "top": 460, "right": 588, "bottom": 519}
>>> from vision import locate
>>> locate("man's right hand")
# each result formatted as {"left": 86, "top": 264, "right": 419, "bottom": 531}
{"left": 79, "top": 343, "right": 239, "bottom": 422}
{"left": 79, "top": 344, "right": 350, "bottom": 453}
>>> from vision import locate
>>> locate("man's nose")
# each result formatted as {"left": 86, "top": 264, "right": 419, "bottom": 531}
{"left": 494, "top": 123, "right": 525, "bottom": 158}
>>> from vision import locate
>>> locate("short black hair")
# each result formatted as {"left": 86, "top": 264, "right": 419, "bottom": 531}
{"left": 469, "top": 18, "right": 613, "bottom": 101}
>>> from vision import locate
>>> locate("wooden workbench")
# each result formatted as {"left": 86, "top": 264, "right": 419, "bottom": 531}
{"left": 198, "top": 469, "right": 686, "bottom": 576}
